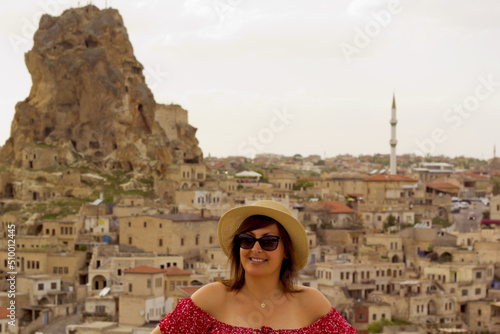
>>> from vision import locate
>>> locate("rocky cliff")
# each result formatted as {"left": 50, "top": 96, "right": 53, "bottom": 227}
{"left": 0, "top": 5, "right": 202, "bottom": 176}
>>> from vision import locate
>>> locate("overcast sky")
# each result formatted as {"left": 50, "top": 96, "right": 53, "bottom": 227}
{"left": 1, "top": 0, "right": 499, "bottom": 160}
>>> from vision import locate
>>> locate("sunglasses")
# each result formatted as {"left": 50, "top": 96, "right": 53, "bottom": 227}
{"left": 236, "top": 233, "right": 281, "bottom": 251}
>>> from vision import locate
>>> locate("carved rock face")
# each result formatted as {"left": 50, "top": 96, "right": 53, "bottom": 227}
{"left": 0, "top": 5, "right": 202, "bottom": 175}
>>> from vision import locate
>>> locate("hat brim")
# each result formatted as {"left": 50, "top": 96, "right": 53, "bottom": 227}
{"left": 217, "top": 204, "right": 309, "bottom": 270}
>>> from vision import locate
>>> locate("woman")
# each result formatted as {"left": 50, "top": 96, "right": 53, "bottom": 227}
{"left": 151, "top": 200, "right": 356, "bottom": 333}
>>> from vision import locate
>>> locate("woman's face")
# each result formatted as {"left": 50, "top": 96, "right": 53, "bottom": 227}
{"left": 239, "top": 223, "right": 287, "bottom": 278}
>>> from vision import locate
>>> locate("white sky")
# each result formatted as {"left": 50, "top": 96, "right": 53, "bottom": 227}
{"left": 1, "top": 0, "right": 499, "bottom": 160}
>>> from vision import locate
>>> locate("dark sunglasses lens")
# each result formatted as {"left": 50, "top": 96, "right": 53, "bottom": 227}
{"left": 259, "top": 237, "right": 279, "bottom": 251}
{"left": 238, "top": 234, "right": 255, "bottom": 249}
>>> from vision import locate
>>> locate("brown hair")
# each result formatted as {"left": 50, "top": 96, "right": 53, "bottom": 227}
{"left": 222, "top": 215, "right": 301, "bottom": 293}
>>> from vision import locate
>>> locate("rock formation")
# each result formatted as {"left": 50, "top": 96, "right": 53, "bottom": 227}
{"left": 0, "top": 5, "right": 202, "bottom": 177}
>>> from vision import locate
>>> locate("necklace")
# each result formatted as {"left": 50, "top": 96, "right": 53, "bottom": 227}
{"left": 246, "top": 288, "right": 267, "bottom": 309}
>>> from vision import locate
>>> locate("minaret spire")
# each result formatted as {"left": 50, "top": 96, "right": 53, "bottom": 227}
{"left": 389, "top": 92, "right": 397, "bottom": 175}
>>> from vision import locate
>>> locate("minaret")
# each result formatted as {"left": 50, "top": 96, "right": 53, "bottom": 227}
{"left": 389, "top": 93, "right": 397, "bottom": 175}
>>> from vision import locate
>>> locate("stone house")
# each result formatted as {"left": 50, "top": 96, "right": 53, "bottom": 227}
{"left": 163, "top": 266, "right": 192, "bottom": 313}
{"left": 365, "top": 233, "right": 404, "bottom": 263}
{"left": 155, "top": 163, "right": 207, "bottom": 203}
{"left": 118, "top": 266, "right": 165, "bottom": 326}
{"left": 118, "top": 213, "right": 219, "bottom": 262}
{"left": 491, "top": 195, "right": 500, "bottom": 220}
{"left": 40, "top": 215, "right": 83, "bottom": 250}
{"left": 317, "top": 230, "right": 364, "bottom": 255}
{"left": 322, "top": 172, "right": 367, "bottom": 201}
{"left": 304, "top": 201, "right": 356, "bottom": 229}
{"left": 467, "top": 289, "right": 500, "bottom": 333}
{"left": 17, "top": 275, "right": 71, "bottom": 306}
{"left": 352, "top": 301, "right": 391, "bottom": 334}
{"left": 87, "top": 244, "right": 183, "bottom": 296}
{"left": 261, "top": 168, "right": 296, "bottom": 191}
{"left": 0, "top": 249, "right": 87, "bottom": 284}
{"left": 316, "top": 260, "right": 406, "bottom": 301}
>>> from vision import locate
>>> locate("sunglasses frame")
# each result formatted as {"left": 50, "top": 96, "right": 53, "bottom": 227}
{"left": 236, "top": 233, "right": 281, "bottom": 251}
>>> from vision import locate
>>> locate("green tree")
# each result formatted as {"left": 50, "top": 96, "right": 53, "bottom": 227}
{"left": 383, "top": 214, "right": 396, "bottom": 231}
{"left": 493, "top": 179, "right": 500, "bottom": 196}
{"left": 294, "top": 178, "right": 314, "bottom": 191}
{"left": 368, "top": 318, "right": 391, "bottom": 333}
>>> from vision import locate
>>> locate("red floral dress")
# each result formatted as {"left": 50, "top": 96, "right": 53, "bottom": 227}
{"left": 159, "top": 298, "right": 356, "bottom": 333}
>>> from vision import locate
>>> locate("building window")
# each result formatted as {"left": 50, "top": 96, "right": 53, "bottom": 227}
{"left": 38, "top": 283, "right": 44, "bottom": 291}
{"left": 372, "top": 314, "right": 376, "bottom": 320}
{"left": 462, "top": 289, "right": 468, "bottom": 296}
{"left": 129, "top": 237, "right": 132, "bottom": 245}
{"left": 476, "top": 272, "right": 482, "bottom": 279}
{"left": 209, "top": 236, "right": 213, "bottom": 244}
{"left": 475, "top": 288, "right": 481, "bottom": 295}
{"left": 96, "top": 305, "right": 105, "bottom": 313}
{"left": 144, "top": 222, "right": 147, "bottom": 228}
{"left": 129, "top": 284, "right": 132, "bottom": 292}
{"left": 181, "top": 238, "right": 184, "bottom": 246}
{"left": 170, "top": 281, "right": 174, "bottom": 290}
{"left": 195, "top": 236, "right": 199, "bottom": 246}
{"left": 51, "top": 282, "right": 57, "bottom": 290}
{"left": 159, "top": 238, "right": 163, "bottom": 247}
{"left": 478, "top": 309, "right": 482, "bottom": 316}
{"left": 147, "top": 279, "right": 151, "bottom": 288}
{"left": 128, "top": 222, "right": 131, "bottom": 227}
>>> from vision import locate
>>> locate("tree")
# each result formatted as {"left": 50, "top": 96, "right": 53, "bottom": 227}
{"left": 383, "top": 214, "right": 396, "bottom": 231}
{"left": 294, "top": 178, "right": 314, "bottom": 191}
{"left": 493, "top": 179, "right": 500, "bottom": 196}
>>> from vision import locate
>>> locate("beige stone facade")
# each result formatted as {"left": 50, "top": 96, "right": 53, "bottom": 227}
{"left": 316, "top": 261, "right": 406, "bottom": 300}
{"left": 320, "top": 172, "right": 367, "bottom": 201}
{"left": 87, "top": 245, "right": 183, "bottom": 295}
{"left": 262, "top": 168, "right": 296, "bottom": 191}
{"left": 118, "top": 213, "right": 219, "bottom": 260}
{"left": 118, "top": 266, "right": 165, "bottom": 326}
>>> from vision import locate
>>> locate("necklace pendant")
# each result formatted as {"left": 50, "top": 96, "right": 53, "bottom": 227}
{"left": 260, "top": 302, "right": 267, "bottom": 309}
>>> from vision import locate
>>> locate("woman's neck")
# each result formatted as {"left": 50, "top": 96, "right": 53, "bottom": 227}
{"left": 243, "top": 273, "right": 283, "bottom": 299}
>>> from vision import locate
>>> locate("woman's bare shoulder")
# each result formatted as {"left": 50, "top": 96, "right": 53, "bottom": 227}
{"left": 295, "top": 286, "right": 332, "bottom": 317}
{"left": 191, "top": 281, "right": 229, "bottom": 313}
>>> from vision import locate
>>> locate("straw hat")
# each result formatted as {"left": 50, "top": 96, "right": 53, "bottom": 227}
{"left": 217, "top": 200, "right": 309, "bottom": 270}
